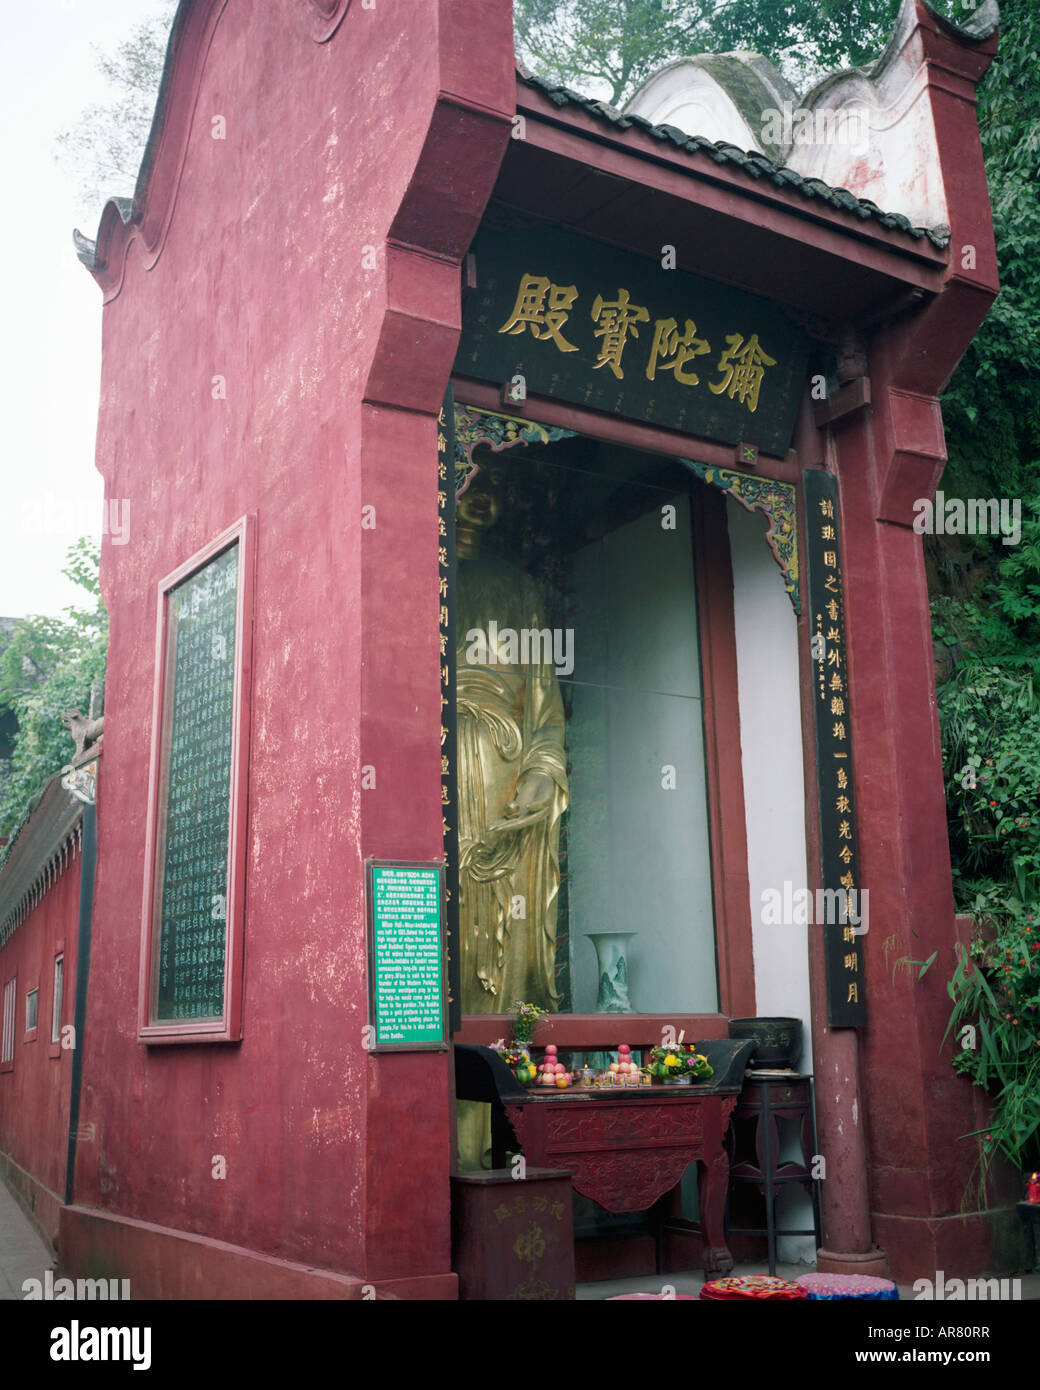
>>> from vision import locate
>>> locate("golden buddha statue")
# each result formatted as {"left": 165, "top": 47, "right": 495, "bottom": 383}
{"left": 455, "top": 463, "right": 569, "bottom": 1014}
{"left": 455, "top": 462, "right": 569, "bottom": 1167}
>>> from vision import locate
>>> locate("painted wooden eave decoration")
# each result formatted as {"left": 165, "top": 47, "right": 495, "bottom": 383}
{"left": 451, "top": 407, "right": 801, "bottom": 614}
{"left": 523, "top": 0, "right": 999, "bottom": 251}
{"left": 681, "top": 461, "right": 799, "bottom": 615}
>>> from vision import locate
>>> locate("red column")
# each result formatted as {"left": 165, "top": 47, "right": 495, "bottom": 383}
{"left": 804, "top": 0, "right": 1003, "bottom": 1286}
{"left": 821, "top": 375, "right": 993, "bottom": 1280}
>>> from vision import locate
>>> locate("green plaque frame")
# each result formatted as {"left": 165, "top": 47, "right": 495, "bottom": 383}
{"left": 366, "top": 859, "right": 448, "bottom": 1053}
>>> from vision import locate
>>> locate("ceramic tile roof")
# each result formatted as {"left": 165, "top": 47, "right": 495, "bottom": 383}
{"left": 0, "top": 774, "right": 83, "bottom": 945}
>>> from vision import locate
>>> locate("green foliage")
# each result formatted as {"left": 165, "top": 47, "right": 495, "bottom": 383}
{"left": 940, "top": 0, "right": 1040, "bottom": 505}
{"left": 944, "top": 903, "right": 1040, "bottom": 1175}
{"left": 514, "top": 0, "right": 906, "bottom": 105}
{"left": 0, "top": 540, "right": 108, "bottom": 842}
{"left": 936, "top": 565, "right": 1040, "bottom": 1175}
{"left": 924, "top": 0, "right": 1040, "bottom": 1180}
{"left": 941, "top": 661, "right": 1040, "bottom": 889}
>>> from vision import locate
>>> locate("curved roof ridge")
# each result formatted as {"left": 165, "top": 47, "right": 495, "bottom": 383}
{"left": 799, "top": 0, "right": 1000, "bottom": 109}
{"left": 75, "top": 0, "right": 228, "bottom": 297}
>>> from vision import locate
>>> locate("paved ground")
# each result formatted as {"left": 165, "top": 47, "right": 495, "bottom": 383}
{"left": 3, "top": 1171, "right": 1036, "bottom": 1301}
{"left": 0, "top": 1180, "right": 55, "bottom": 1301}
{"left": 577, "top": 1260, "right": 1040, "bottom": 1300}
{"left": 577, "top": 1260, "right": 808, "bottom": 1299}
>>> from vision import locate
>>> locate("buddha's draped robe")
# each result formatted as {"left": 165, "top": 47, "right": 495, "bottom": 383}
{"left": 456, "top": 554, "right": 569, "bottom": 1016}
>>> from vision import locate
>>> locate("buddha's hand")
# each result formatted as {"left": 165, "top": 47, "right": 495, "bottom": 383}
{"left": 485, "top": 771, "right": 555, "bottom": 834}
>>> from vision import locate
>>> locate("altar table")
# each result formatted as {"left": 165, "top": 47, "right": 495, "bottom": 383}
{"left": 504, "top": 1085, "right": 740, "bottom": 1275}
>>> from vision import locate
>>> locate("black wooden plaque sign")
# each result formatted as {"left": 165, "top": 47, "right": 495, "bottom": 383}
{"left": 438, "top": 388, "right": 461, "bottom": 1033}
{"left": 155, "top": 542, "right": 238, "bottom": 1021}
{"left": 455, "top": 224, "right": 809, "bottom": 457}
{"left": 803, "top": 469, "right": 866, "bottom": 1027}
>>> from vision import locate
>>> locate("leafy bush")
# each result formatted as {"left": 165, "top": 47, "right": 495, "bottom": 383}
{"left": 945, "top": 892, "right": 1040, "bottom": 1175}
{"left": 936, "top": 627, "right": 1040, "bottom": 1175}
{"left": 0, "top": 540, "right": 108, "bottom": 842}
{"left": 929, "top": 0, "right": 1040, "bottom": 1181}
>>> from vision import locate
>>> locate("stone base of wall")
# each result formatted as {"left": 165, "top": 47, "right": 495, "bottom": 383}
{"left": 59, "top": 1204, "right": 458, "bottom": 1300}
{"left": 1, "top": 1150, "right": 62, "bottom": 1252}
{"left": 873, "top": 1205, "right": 1032, "bottom": 1285}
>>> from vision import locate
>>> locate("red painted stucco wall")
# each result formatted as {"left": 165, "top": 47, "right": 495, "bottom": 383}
{"left": 75, "top": 0, "right": 513, "bottom": 1293}
{"left": 0, "top": 859, "right": 79, "bottom": 1247}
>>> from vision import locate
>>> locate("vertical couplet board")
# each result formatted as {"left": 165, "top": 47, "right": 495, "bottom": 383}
{"left": 139, "top": 515, "right": 254, "bottom": 1043}
{"left": 803, "top": 470, "right": 867, "bottom": 1027}
{"left": 366, "top": 860, "right": 448, "bottom": 1052}
{"left": 438, "top": 387, "right": 461, "bottom": 1033}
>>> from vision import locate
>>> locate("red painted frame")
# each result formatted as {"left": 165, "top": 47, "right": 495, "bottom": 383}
{"left": 451, "top": 387, "right": 756, "bottom": 1047}
{"left": 24, "top": 982, "right": 39, "bottom": 1043}
{"left": 48, "top": 946, "right": 64, "bottom": 1059}
{"left": 0, "top": 974, "right": 15, "bottom": 1072}
{"left": 138, "top": 514, "right": 255, "bottom": 1044}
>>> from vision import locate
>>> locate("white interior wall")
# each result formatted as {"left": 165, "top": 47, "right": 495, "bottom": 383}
{"left": 567, "top": 493, "right": 718, "bottom": 1015}
{"left": 727, "top": 500, "right": 815, "bottom": 1263}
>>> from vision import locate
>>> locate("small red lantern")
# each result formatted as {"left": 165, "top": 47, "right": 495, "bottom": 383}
{"left": 1027, "top": 1172, "right": 1040, "bottom": 1204}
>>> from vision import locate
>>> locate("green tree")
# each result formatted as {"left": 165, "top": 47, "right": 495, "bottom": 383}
{"left": 54, "top": 3, "right": 176, "bottom": 225}
{"left": 930, "top": 0, "right": 1040, "bottom": 665}
{"left": 928, "top": 0, "right": 1040, "bottom": 1180}
{"left": 0, "top": 540, "right": 108, "bottom": 842}
{"left": 940, "top": 0, "right": 1040, "bottom": 509}
{"left": 514, "top": 0, "right": 905, "bottom": 104}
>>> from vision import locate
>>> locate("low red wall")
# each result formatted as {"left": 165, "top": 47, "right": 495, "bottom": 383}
{"left": 0, "top": 861, "right": 80, "bottom": 1248}
{"left": 60, "top": 1204, "right": 457, "bottom": 1301}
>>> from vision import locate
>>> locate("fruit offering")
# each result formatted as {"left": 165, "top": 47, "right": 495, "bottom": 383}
{"left": 536, "top": 1044, "right": 572, "bottom": 1088}
{"left": 500, "top": 1045, "right": 538, "bottom": 1085}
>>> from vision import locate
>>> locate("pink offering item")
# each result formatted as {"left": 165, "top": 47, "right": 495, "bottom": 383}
{"left": 794, "top": 1273, "right": 897, "bottom": 1301}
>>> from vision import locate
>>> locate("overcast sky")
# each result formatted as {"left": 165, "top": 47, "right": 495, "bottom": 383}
{"left": 0, "top": 0, "right": 172, "bottom": 620}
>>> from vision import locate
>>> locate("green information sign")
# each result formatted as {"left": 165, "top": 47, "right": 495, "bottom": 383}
{"left": 367, "top": 860, "right": 447, "bottom": 1051}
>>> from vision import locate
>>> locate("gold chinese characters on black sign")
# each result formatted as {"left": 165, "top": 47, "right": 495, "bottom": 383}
{"left": 803, "top": 469, "right": 866, "bottom": 1027}
{"left": 455, "top": 224, "right": 810, "bottom": 457}
{"left": 438, "top": 388, "right": 461, "bottom": 1031}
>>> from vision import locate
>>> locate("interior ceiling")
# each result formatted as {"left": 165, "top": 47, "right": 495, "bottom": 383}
{"left": 490, "top": 140, "right": 939, "bottom": 326}
{"left": 471, "top": 435, "right": 693, "bottom": 564}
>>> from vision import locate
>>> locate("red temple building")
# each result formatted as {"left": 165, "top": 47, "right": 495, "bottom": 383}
{"left": 0, "top": 0, "right": 1022, "bottom": 1299}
